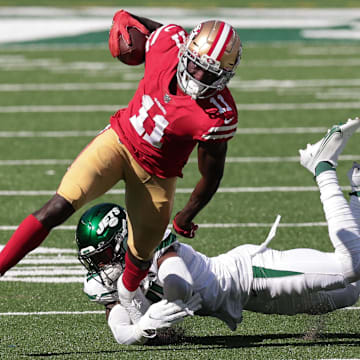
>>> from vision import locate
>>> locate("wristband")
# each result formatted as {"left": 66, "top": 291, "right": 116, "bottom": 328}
{"left": 172, "top": 216, "right": 198, "bottom": 238}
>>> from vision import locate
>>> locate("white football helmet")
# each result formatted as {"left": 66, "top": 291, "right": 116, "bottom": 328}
{"left": 177, "top": 20, "right": 242, "bottom": 99}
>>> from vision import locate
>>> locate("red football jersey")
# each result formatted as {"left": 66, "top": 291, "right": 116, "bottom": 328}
{"left": 110, "top": 24, "right": 238, "bottom": 178}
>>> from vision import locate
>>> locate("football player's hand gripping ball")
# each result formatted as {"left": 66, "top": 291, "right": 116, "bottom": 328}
{"left": 109, "top": 9, "right": 149, "bottom": 57}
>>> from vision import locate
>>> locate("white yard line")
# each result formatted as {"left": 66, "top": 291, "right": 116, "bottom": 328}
{"left": 1, "top": 102, "right": 360, "bottom": 113}
{"left": 0, "top": 83, "right": 137, "bottom": 91}
{"left": 1, "top": 7, "right": 360, "bottom": 44}
{"left": 2, "top": 79, "right": 360, "bottom": 92}
{"left": 1, "top": 128, "right": 360, "bottom": 137}
{"left": 0, "top": 310, "right": 104, "bottom": 316}
{"left": 250, "top": 59, "right": 360, "bottom": 67}
{"left": 0, "top": 129, "right": 330, "bottom": 138}
{"left": 0, "top": 130, "right": 98, "bottom": 137}
{"left": 0, "top": 159, "right": 71, "bottom": 165}
{"left": 0, "top": 186, "right": 352, "bottom": 197}
{"left": 0, "top": 307, "right": 359, "bottom": 316}
{"left": 223, "top": 156, "right": 359, "bottom": 163}
{"left": 0, "top": 222, "right": 329, "bottom": 231}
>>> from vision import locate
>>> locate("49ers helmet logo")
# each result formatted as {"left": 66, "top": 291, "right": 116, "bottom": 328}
{"left": 189, "top": 23, "right": 202, "bottom": 40}
{"left": 97, "top": 207, "right": 121, "bottom": 235}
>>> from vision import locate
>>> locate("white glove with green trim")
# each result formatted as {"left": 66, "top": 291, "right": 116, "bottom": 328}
{"left": 135, "top": 293, "right": 202, "bottom": 338}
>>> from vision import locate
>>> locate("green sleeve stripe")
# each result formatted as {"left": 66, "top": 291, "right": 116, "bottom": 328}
{"left": 86, "top": 273, "right": 100, "bottom": 281}
{"left": 252, "top": 266, "right": 303, "bottom": 278}
{"left": 86, "top": 290, "right": 117, "bottom": 300}
{"left": 155, "top": 232, "right": 177, "bottom": 251}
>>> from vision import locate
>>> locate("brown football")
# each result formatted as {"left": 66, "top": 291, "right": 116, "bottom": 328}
{"left": 118, "top": 27, "right": 147, "bottom": 66}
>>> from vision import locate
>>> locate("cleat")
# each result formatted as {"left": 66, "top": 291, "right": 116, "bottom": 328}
{"left": 299, "top": 117, "right": 360, "bottom": 175}
{"left": 347, "top": 161, "right": 360, "bottom": 193}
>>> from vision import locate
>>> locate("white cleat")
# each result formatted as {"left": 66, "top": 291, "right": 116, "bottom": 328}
{"left": 347, "top": 161, "right": 360, "bottom": 192}
{"left": 299, "top": 117, "right": 360, "bottom": 175}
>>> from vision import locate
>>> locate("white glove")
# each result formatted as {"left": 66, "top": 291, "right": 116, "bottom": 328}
{"left": 135, "top": 293, "right": 202, "bottom": 338}
{"left": 348, "top": 162, "right": 360, "bottom": 192}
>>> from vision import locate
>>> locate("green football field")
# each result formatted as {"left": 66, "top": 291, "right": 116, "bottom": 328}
{"left": 1, "top": 4, "right": 360, "bottom": 360}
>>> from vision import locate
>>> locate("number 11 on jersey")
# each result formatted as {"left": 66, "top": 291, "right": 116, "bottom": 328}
{"left": 129, "top": 95, "right": 169, "bottom": 149}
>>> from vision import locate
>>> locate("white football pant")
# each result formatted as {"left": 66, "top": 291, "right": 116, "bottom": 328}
{"left": 244, "top": 169, "right": 360, "bottom": 315}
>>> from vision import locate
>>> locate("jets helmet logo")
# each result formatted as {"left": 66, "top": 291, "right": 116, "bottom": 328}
{"left": 96, "top": 207, "right": 121, "bottom": 235}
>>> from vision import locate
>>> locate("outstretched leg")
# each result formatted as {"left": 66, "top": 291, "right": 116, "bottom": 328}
{"left": 245, "top": 120, "right": 360, "bottom": 316}
{"left": 246, "top": 280, "right": 360, "bottom": 315}
{"left": 299, "top": 117, "right": 360, "bottom": 282}
{"left": 0, "top": 127, "right": 124, "bottom": 276}
{"left": 0, "top": 194, "right": 74, "bottom": 275}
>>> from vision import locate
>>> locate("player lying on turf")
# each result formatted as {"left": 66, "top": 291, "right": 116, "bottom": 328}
{"left": 76, "top": 117, "right": 360, "bottom": 345}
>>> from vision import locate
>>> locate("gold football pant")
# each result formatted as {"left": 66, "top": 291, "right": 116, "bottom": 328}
{"left": 57, "top": 127, "right": 177, "bottom": 261}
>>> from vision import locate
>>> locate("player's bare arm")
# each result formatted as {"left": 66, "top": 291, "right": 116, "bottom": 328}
{"left": 129, "top": 13, "right": 163, "bottom": 33}
{"left": 174, "top": 141, "right": 227, "bottom": 236}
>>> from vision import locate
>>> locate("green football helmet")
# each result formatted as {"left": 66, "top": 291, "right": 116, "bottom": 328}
{"left": 75, "top": 203, "right": 128, "bottom": 275}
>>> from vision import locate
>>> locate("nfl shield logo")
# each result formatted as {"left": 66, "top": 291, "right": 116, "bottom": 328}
{"left": 164, "top": 94, "right": 171, "bottom": 103}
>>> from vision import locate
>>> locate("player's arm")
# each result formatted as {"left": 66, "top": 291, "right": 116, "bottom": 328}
{"left": 106, "top": 291, "right": 201, "bottom": 345}
{"left": 129, "top": 13, "right": 163, "bottom": 33}
{"left": 158, "top": 250, "right": 194, "bottom": 302}
{"left": 109, "top": 9, "right": 163, "bottom": 57}
{"left": 173, "top": 141, "right": 227, "bottom": 238}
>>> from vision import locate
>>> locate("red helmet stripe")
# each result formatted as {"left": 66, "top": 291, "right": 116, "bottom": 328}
{"left": 216, "top": 27, "right": 233, "bottom": 61}
{"left": 208, "top": 22, "right": 232, "bottom": 61}
{"left": 208, "top": 22, "right": 225, "bottom": 57}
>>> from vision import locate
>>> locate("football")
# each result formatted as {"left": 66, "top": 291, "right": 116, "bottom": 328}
{"left": 117, "top": 27, "right": 147, "bottom": 66}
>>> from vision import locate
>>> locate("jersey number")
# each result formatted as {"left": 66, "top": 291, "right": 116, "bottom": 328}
{"left": 209, "top": 94, "right": 232, "bottom": 114}
{"left": 130, "top": 95, "right": 169, "bottom": 149}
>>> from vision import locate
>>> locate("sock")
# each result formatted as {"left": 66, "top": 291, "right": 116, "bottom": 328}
{"left": 0, "top": 214, "right": 49, "bottom": 275}
{"left": 121, "top": 252, "right": 150, "bottom": 292}
{"left": 315, "top": 161, "right": 335, "bottom": 177}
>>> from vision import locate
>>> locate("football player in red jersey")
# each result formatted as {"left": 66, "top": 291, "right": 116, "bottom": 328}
{"left": 0, "top": 10, "right": 242, "bottom": 321}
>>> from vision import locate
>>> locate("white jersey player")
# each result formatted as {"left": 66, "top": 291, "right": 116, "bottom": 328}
{"left": 76, "top": 117, "right": 360, "bottom": 345}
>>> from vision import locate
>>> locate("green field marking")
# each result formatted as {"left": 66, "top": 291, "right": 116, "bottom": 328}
{"left": 3, "top": 27, "right": 359, "bottom": 46}
{"left": 1, "top": 7, "right": 360, "bottom": 46}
